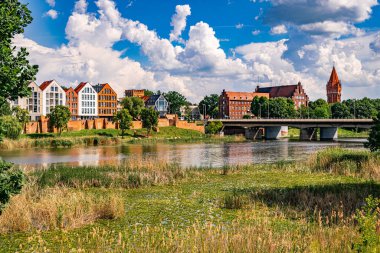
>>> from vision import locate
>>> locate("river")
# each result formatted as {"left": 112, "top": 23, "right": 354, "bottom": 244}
{"left": 0, "top": 138, "right": 366, "bottom": 168}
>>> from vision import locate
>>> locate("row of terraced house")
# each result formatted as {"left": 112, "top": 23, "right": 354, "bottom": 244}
{"left": 11, "top": 80, "right": 119, "bottom": 121}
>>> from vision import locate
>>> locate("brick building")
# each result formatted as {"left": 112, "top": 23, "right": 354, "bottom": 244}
{"left": 94, "top": 83, "right": 118, "bottom": 120}
{"left": 65, "top": 87, "right": 78, "bottom": 120}
{"left": 326, "top": 67, "right": 342, "bottom": 104}
{"left": 255, "top": 82, "right": 309, "bottom": 109}
{"left": 219, "top": 90, "right": 270, "bottom": 119}
{"left": 125, "top": 89, "right": 145, "bottom": 98}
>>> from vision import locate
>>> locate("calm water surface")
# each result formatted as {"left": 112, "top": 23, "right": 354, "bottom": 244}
{"left": 0, "top": 139, "right": 366, "bottom": 168}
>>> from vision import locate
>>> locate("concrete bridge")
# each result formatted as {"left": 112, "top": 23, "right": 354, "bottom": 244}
{"left": 208, "top": 119, "right": 374, "bottom": 141}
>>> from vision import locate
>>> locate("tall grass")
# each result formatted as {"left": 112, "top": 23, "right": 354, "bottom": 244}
{"left": 308, "top": 148, "right": 380, "bottom": 180}
{"left": 34, "top": 160, "right": 199, "bottom": 189}
{"left": 0, "top": 185, "right": 124, "bottom": 233}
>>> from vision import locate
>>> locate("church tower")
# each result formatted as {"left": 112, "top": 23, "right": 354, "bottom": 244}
{"left": 326, "top": 66, "right": 342, "bottom": 103}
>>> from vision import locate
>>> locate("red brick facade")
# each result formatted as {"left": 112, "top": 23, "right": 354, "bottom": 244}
{"left": 219, "top": 90, "right": 270, "bottom": 119}
{"left": 255, "top": 82, "right": 309, "bottom": 109}
{"left": 326, "top": 67, "right": 342, "bottom": 104}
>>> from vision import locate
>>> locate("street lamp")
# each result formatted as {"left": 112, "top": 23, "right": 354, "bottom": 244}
{"left": 353, "top": 99, "right": 356, "bottom": 119}
{"left": 259, "top": 103, "right": 262, "bottom": 119}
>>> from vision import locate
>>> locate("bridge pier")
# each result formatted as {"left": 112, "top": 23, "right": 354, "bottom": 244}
{"left": 245, "top": 127, "right": 263, "bottom": 140}
{"left": 320, "top": 127, "right": 338, "bottom": 141}
{"left": 265, "top": 126, "right": 282, "bottom": 140}
{"left": 300, "top": 128, "right": 318, "bottom": 141}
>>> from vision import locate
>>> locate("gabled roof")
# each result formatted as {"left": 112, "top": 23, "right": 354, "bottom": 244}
{"left": 327, "top": 67, "right": 341, "bottom": 87}
{"left": 74, "top": 82, "right": 88, "bottom": 93}
{"left": 142, "top": 96, "right": 150, "bottom": 102}
{"left": 39, "top": 80, "right": 54, "bottom": 91}
{"left": 256, "top": 84, "right": 299, "bottom": 98}
{"left": 65, "top": 87, "right": 77, "bottom": 94}
{"left": 93, "top": 83, "right": 116, "bottom": 94}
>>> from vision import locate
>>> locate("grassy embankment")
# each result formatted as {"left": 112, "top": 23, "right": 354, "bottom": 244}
{"left": 287, "top": 127, "right": 369, "bottom": 139}
{"left": 0, "top": 148, "right": 379, "bottom": 252}
{"left": 0, "top": 127, "right": 245, "bottom": 150}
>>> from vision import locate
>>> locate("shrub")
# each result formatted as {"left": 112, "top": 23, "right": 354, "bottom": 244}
{"left": 223, "top": 189, "right": 245, "bottom": 209}
{"left": 365, "top": 113, "right": 380, "bottom": 152}
{"left": 0, "top": 116, "right": 22, "bottom": 140}
{"left": 0, "top": 160, "right": 24, "bottom": 212}
{"left": 354, "top": 195, "right": 380, "bottom": 252}
{"left": 206, "top": 121, "right": 223, "bottom": 134}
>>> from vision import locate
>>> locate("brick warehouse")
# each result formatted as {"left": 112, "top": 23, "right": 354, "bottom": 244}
{"left": 219, "top": 90, "right": 270, "bottom": 119}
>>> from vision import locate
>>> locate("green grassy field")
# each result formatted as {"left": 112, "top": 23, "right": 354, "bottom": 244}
{"left": 287, "top": 127, "right": 369, "bottom": 139}
{"left": 0, "top": 148, "right": 379, "bottom": 252}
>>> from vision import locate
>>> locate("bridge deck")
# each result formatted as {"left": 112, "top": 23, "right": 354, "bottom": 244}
{"left": 208, "top": 119, "right": 374, "bottom": 128}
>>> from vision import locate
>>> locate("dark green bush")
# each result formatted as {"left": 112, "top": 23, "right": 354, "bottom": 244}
{"left": 0, "top": 160, "right": 24, "bottom": 212}
{"left": 206, "top": 121, "right": 223, "bottom": 134}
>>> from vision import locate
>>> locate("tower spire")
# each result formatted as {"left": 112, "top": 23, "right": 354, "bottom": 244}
{"left": 326, "top": 66, "right": 342, "bottom": 103}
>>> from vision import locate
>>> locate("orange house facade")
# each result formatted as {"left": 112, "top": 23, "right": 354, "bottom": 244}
{"left": 65, "top": 87, "right": 78, "bottom": 120}
{"left": 94, "top": 83, "right": 118, "bottom": 119}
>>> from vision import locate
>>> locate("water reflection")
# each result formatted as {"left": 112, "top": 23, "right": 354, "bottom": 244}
{"left": 0, "top": 139, "right": 365, "bottom": 169}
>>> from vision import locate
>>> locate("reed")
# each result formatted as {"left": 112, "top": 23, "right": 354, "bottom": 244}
{"left": 0, "top": 185, "right": 125, "bottom": 233}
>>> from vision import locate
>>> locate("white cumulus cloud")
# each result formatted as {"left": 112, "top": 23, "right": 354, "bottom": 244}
{"left": 45, "top": 9, "right": 58, "bottom": 20}
{"left": 169, "top": 5, "right": 191, "bottom": 43}
{"left": 270, "top": 24, "right": 287, "bottom": 35}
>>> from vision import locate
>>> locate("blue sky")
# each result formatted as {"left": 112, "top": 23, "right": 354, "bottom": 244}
{"left": 17, "top": 0, "right": 380, "bottom": 102}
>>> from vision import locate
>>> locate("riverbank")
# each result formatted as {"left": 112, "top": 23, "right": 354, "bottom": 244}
{"left": 0, "top": 148, "right": 379, "bottom": 252}
{"left": 0, "top": 127, "right": 245, "bottom": 150}
{"left": 287, "top": 127, "right": 369, "bottom": 139}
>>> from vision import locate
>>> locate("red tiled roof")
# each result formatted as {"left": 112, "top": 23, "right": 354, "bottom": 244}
{"left": 39, "top": 80, "right": 54, "bottom": 91}
{"left": 256, "top": 85, "right": 299, "bottom": 98}
{"left": 142, "top": 96, "right": 150, "bottom": 102}
{"left": 223, "top": 91, "right": 269, "bottom": 101}
{"left": 74, "top": 82, "right": 88, "bottom": 93}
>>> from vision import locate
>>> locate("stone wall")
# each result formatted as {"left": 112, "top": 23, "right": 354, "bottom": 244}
{"left": 24, "top": 116, "right": 204, "bottom": 134}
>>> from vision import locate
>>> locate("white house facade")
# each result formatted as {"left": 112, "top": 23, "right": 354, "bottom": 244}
{"left": 10, "top": 82, "right": 43, "bottom": 121}
{"left": 40, "top": 80, "right": 66, "bottom": 116}
{"left": 75, "top": 82, "right": 98, "bottom": 119}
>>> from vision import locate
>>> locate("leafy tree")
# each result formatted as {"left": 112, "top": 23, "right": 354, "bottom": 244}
{"left": 206, "top": 121, "right": 223, "bottom": 134}
{"left": 343, "top": 98, "right": 377, "bottom": 119}
{"left": 0, "top": 0, "right": 38, "bottom": 108}
{"left": 199, "top": 94, "right": 219, "bottom": 119}
{"left": 144, "top": 89, "right": 154, "bottom": 97}
{"left": 242, "top": 114, "right": 252, "bottom": 119}
{"left": 268, "top": 98, "right": 296, "bottom": 118}
{"left": 12, "top": 106, "right": 29, "bottom": 131}
{"left": 309, "top": 99, "right": 330, "bottom": 119}
{"left": 0, "top": 97, "right": 11, "bottom": 116}
{"left": 121, "top": 96, "right": 145, "bottom": 120}
{"left": 365, "top": 113, "right": 380, "bottom": 152}
{"left": 0, "top": 160, "right": 24, "bottom": 213}
{"left": 331, "top": 103, "right": 352, "bottom": 119}
{"left": 47, "top": 105, "right": 71, "bottom": 135}
{"left": 141, "top": 107, "right": 159, "bottom": 136}
{"left": 163, "top": 91, "right": 189, "bottom": 115}
{"left": 251, "top": 96, "right": 269, "bottom": 118}
{"left": 297, "top": 105, "right": 310, "bottom": 119}
{"left": 113, "top": 109, "right": 133, "bottom": 137}
{"left": 0, "top": 116, "right": 22, "bottom": 140}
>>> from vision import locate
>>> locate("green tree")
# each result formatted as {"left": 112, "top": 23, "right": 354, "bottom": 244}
{"left": 12, "top": 106, "right": 29, "bottom": 131}
{"left": 251, "top": 96, "right": 269, "bottom": 118}
{"left": 144, "top": 89, "right": 154, "bottom": 97}
{"left": 309, "top": 99, "right": 330, "bottom": 119}
{"left": 199, "top": 94, "right": 219, "bottom": 119}
{"left": 331, "top": 103, "right": 352, "bottom": 119}
{"left": 0, "top": 160, "right": 24, "bottom": 212}
{"left": 269, "top": 98, "right": 296, "bottom": 118}
{"left": 297, "top": 105, "right": 310, "bottom": 118}
{"left": 365, "top": 113, "right": 380, "bottom": 152}
{"left": 164, "top": 91, "right": 189, "bottom": 115}
{"left": 113, "top": 109, "right": 133, "bottom": 137}
{"left": 206, "top": 121, "right": 223, "bottom": 134}
{"left": 0, "top": 115, "right": 22, "bottom": 140}
{"left": 0, "top": 0, "right": 38, "bottom": 108}
{"left": 47, "top": 106, "right": 71, "bottom": 135}
{"left": 141, "top": 107, "right": 159, "bottom": 136}
{"left": 0, "top": 97, "right": 11, "bottom": 116}
{"left": 121, "top": 96, "right": 145, "bottom": 120}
